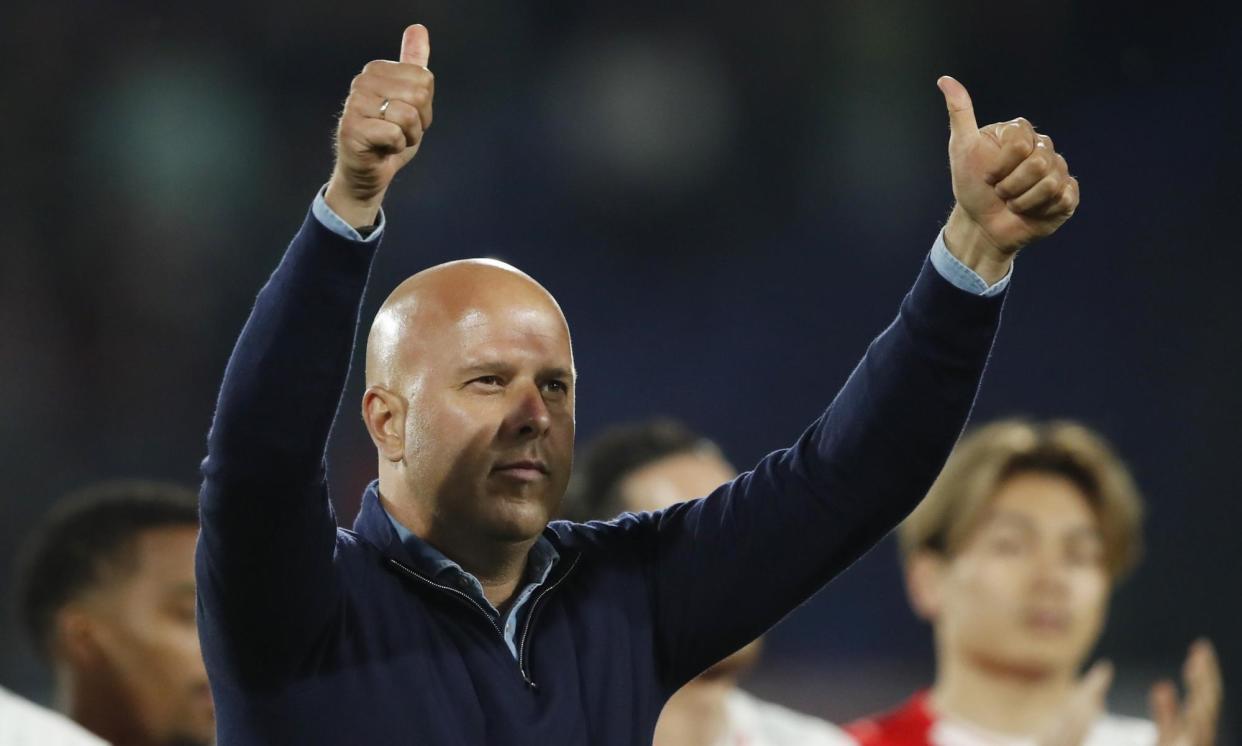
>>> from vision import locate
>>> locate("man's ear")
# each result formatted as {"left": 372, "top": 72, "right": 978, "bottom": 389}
{"left": 54, "top": 606, "right": 104, "bottom": 668}
{"left": 362, "top": 386, "right": 407, "bottom": 462}
{"left": 906, "top": 550, "right": 947, "bottom": 622}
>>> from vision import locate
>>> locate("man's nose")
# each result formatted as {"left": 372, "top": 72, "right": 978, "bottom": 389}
{"left": 1029, "top": 546, "right": 1071, "bottom": 594}
{"left": 503, "top": 382, "right": 552, "bottom": 439}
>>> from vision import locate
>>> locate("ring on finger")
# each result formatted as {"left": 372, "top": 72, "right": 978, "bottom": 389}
{"left": 379, "top": 98, "right": 391, "bottom": 120}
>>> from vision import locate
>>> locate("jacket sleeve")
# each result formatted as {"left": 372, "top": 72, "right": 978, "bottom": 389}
{"left": 647, "top": 255, "right": 1006, "bottom": 691}
{"left": 195, "top": 206, "right": 380, "bottom": 684}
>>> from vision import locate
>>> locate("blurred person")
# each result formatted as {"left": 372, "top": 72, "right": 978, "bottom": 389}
{"left": 0, "top": 685, "right": 107, "bottom": 745}
{"left": 198, "top": 22, "right": 1081, "bottom": 745}
{"left": 564, "top": 418, "right": 853, "bottom": 746}
{"left": 846, "top": 420, "right": 1223, "bottom": 746}
{"left": 13, "top": 481, "right": 214, "bottom": 746}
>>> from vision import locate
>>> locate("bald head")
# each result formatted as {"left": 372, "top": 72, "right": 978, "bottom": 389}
{"left": 366, "top": 259, "right": 572, "bottom": 389}
{"left": 361, "top": 258, "right": 577, "bottom": 550}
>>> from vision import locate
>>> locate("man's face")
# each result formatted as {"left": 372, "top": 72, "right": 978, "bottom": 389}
{"left": 619, "top": 450, "right": 763, "bottom": 678}
{"left": 931, "top": 472, "right": 1110, "bottom": 678}
{"left": 403, "top": 298, "right": 575, "bottom": 544}
{"left": 83, "top": 525, "right": 214, "bottom": 745}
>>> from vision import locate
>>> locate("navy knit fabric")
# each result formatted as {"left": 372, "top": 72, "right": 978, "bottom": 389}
{"left": 197, "top": 208, "right": 1005, "bottom": 745}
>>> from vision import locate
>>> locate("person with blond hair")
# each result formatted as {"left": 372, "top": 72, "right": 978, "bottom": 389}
{"left": 846, "top": 420, "right": 1223, "bottom": 746}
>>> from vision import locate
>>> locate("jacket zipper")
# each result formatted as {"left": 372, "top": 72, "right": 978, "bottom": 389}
{"left": 516, "top": 554, "right": 580, "bottom": 689}
{"left": 386, "top": 558, "right": 505, "bottom": 634}
{"left": 386, "top": 556, "right": 578, "bottom": 689}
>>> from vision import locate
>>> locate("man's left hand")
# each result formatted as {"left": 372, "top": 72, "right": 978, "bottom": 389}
{"left": 938, "top": 76, "right": 1080, "bottom": 284}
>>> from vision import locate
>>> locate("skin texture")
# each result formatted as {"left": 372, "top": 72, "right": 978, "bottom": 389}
{"left": 362, "top": 259, "right": 575, "bottom": 610}
{"left": 617, "top": 450, "right": 764, "bottom": 746}
{"left": 324, "top": 25, "right": 433, "bottom": 229}
{"left": 907, "top": 473, "right": 1223, "bottom": 744}
{"left": 57, "top": 526, "right": 214, "bottom": 746}
{"left": 909, "top": 472, "right": 1111, "bottom": 736}
{"left": 936, "top": 76, "right": 1080, "bottom": 285}
{"left": 928, "top": 473, "right": 1111, "bottom": 687}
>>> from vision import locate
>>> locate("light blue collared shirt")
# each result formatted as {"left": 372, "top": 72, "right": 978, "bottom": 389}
{"left": 312, "top": 186, "right": 387, "bottom": 243}
{"left": 928, "top": 231, "right": 1012, "bottom": 296}
{"left": 382, "top": 505, "right": 560, "bottom": 660}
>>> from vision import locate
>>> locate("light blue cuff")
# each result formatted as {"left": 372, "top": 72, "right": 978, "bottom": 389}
{"left": 929, "top": 230, "right": 1011, "bottom": 297}
{"left": 311, "top": 184, "right": 386, "bottom": 243}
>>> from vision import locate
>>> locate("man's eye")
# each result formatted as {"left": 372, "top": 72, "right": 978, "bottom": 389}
{"left": 471, "top": 376, "right": 504, "bottom": 388}
{"left": 543, "top": 380, "right": 568, "bottom": 394}
{"left": 1066, "top": 544, "right": 1103, "bottom": 567}
{"left": 988, "top": 535, "right": 1025, "bottom": 555}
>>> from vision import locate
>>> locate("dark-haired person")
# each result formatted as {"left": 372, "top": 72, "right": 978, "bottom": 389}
{"left": 846, "top": 420, "right": 1223, "bottom": 746}
{"left": 565, "top": 419, "right": 852, "bottom": 746}
{"left": 15, "top": 480, "right": 214, "bottom": 746}
{"left": 197, "top": 22, "right": 1082, "bottom": 745}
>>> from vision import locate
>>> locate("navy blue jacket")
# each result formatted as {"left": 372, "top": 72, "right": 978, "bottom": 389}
{"left": 197, "top": 209, "right": 1005, "bottom": 745}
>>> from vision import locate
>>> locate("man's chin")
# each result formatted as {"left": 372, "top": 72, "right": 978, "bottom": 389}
{"left": 479, "top": 490, "right": 558, "bottom": 534}
{"left": 977, "top": 645, "right": 1078, "bottom": 681}
{"left": 165, "top": 701, "right": 215, "bottom": 746}
{"left": 479, "top": 509, "right": 553, "bottom": 543}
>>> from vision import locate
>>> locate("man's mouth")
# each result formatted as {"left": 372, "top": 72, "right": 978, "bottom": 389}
{"left": 492, "top": 459, "right": 549, "bottom": 481}
{"left": 1023, "top": 608, "right": 1071, "bottom": 633}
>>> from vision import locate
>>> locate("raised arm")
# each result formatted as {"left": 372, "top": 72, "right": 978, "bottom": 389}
{"left": 648, "top": 78, "right": 1082, "bottom": 688}
{"left": 196, "top": 25, "right": 435, "bottom": 682}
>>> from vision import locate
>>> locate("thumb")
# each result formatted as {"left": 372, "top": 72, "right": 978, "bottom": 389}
{"left": 401, "top": 24, "right": 431, "bottom": 67}
{"left": 937, "top": 75, "right": 978, "bottom": 140}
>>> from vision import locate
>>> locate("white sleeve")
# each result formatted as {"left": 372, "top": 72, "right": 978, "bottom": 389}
{"left": 1085, "top": 714, "right": 1159, "bottom": 746}
{"left": 0, "top": 687, "right": 110, "bottom": 746}
{"left": 722, "top": 689, "right": 858, "bottom": 746}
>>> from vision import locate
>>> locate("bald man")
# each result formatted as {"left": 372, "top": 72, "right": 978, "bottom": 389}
{"left": 197, "top": 23, "right": 1081, "bottom": 746}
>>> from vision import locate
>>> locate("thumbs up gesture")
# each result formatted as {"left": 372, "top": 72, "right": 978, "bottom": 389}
{"left": 938, "top": 77, "right": 1079, "bottom": 284}
{"left": 325, "top": 24, "right": 435, "bottom": 229}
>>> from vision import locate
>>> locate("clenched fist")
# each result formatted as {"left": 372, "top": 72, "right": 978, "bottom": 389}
{"left": 325, "top": 24, "right": 435, "bottom": 229}
{"left": 938, "top": 76, "right": 1080, "bottom": 284}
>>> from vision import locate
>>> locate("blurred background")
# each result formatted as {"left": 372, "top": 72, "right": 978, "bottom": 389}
{"left": 1, "top": 0, "right": 1238, "bottom": 736}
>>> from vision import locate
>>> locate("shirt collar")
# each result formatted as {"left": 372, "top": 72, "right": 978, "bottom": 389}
{"left": 376, "top": 487, "right": 560, "bottom": 604}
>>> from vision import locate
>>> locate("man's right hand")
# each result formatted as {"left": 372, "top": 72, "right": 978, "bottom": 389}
{"left": 325, "top": 24, "right": 434, "bottom": 229}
